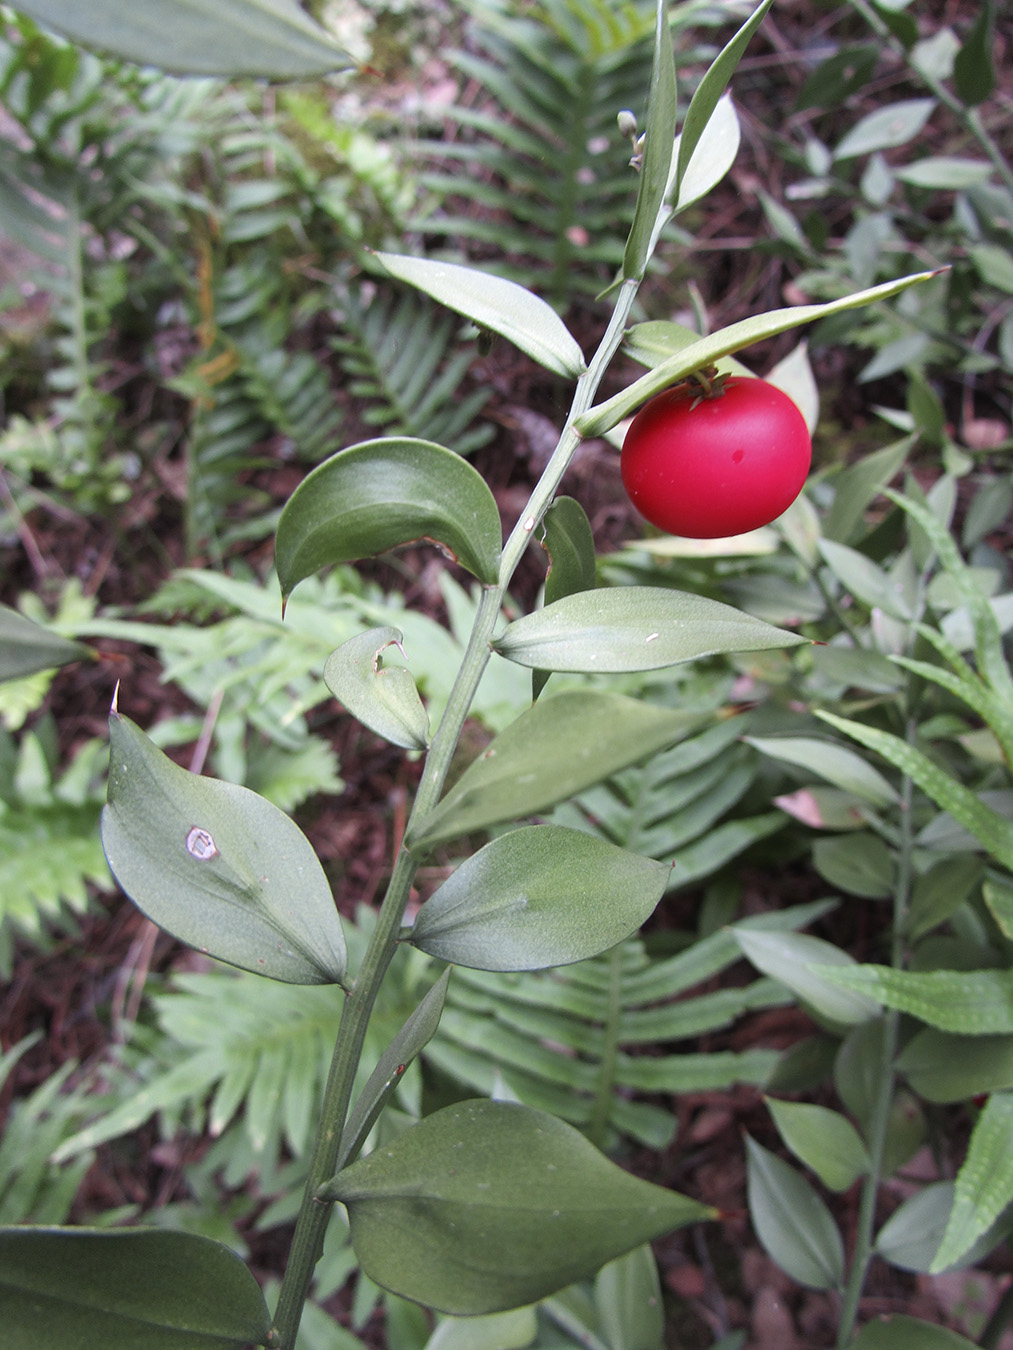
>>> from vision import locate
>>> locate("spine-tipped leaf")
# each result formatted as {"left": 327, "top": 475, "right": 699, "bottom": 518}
{"left": 102, "top": 712, "right": 346, "bottom": 985}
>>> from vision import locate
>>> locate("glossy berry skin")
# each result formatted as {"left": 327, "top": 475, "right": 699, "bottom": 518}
{"left": 620, "top": 376, "right": 812, "bottom": 539}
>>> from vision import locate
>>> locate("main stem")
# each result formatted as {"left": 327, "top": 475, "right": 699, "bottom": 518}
{"left": 272, "top": 277, "right": 641, "bottom": 1350}
{"left": 835, "top": 729, "right": 916, "bottom": 1348}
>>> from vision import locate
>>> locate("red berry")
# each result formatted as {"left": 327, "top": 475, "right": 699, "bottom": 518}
{"left": 620, "top": 376, "right": 812, "bottom": 538}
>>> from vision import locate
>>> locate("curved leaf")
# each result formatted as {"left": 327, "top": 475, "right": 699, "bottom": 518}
{"left": 102, "top": 712, "right": 346, "bottom": 985}
{"left": 275, "top": 437, "right": 503, "bottom": 598}
{"left": 933, "top": 1092, "right": 1013, "bottom": 1272}
{"left": 896, "top": 1030, "right": 1013, "bottom": 1103}
{"left": 321, "top": 1099, "right": 713, "bottom": 1315}
{"left": 576, "top": 271, "right": 940, "bottom": 437}
{"left": 534, "top": 496, "right": 597, "bottom": 699}
{"left": 766, "top": 1098, "right": 869, "bottom": 1192}
{"left": 409, "top": 826, "right": 668, "bottom": 971}
{"left": 409, "top": 690, "right": 706, "bottom": 849}
{"left": 324, "top": 627, "right": 429, "bottom": 750}
{"left": 0, "top": 1226, "right": 272, "bottom": 1350}
{"left": 493, "top": 586, "right": 807, "bottom": 673}
{"left": 14, "top": 0, "right": 354, "bottom": 78}
{"left": 734, "top": 929, "right": 881, "bottom": 1027}
{"left": 371, "top": 253, "right": 585, "bottom": 378}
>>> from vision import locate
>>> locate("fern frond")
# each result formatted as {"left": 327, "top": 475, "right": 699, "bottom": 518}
{"left": 332, "top": 286, "right": 493, "bottom": 454}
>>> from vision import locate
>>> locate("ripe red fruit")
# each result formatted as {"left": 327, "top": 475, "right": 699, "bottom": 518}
{"left": 620, "top": 376, "right": 812, "bottom": 538}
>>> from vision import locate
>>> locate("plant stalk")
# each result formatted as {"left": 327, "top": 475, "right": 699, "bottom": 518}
{"left": 835, "top": 727, "right": 916, "bottom": 1348}
{"left": 272, "top": 273, "right": 643, "bottom": 1350}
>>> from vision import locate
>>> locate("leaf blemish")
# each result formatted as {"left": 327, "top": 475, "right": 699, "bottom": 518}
{"left": 186, "top": 826, "right": 219, "bottom": 861}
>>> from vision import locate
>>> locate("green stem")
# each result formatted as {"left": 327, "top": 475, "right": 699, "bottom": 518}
{"left": 835, "top": 728, "right": 916, "bottom": 1348}
{"left": 272, "top": 272, "right": 643, "bottom": 1350}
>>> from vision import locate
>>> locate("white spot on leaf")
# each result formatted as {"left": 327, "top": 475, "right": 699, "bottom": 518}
{"left": 186, "top": 826, "right": 219, "bottom": 861}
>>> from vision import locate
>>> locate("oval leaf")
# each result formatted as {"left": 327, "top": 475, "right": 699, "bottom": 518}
{"left": 325, "top": 627, "right": 429, "bottom": 750}
{"left": 746, "top": 735, "right": 899, "bottom": 808}
{"left": 0, "top": 603, "right": 91, "bottom": 681}
{"left": 275, "top": 438, "right": 502, "bottom": 599}
{"left": 493, "top": 587, "right": 807, "bottom": 673}
{"left": 734, "top": 929, "right": 881, "bottom": 1026}
{"left": 372, "top": 253, "right": 585, "bottom": 378}
{"left": 16, "top": 0, "right": 354, "bottom": 78}
{"left": 0, "top": 1225, "right": 271, "bottom": 1349}
{"left": 672, "top": 92, "right": 740, "bottom": 212}
{"left": 322, "top": 1099, "right": 713, "bottom": 1315}
{"left": 833, "top": 99, "right": 936, "bottom": 160}
{"left": 102, "top": 711, "right": 346, "bottom": 985}
{"left": 896, "top": 1030, "right": 1013, "bottom": 1103}
{"left": 745, "top": 1135, "right": 845, "bottom": 1290}
{"left": 409, "top": 826, "right": 668, "bottom": 971}
{"left": 409, "top": 691, "right": 707, "bottom": 849}
{"left": 766, "top": 1098, "right": 869, "bottom": 1192}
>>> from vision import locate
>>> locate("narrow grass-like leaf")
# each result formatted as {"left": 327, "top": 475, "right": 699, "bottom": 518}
{"left": 371, "top": 253, "right": 585, "bottom": 378}
{"left": 817, "top": 710, "right": 1013, "bottom": 870}
{"left": 622, "top": 0, "right": 677, "bottom": 281}
{"left": 932, "top": 1091, "right": 1013, "bottom": 1272}
{"left": 671, "top": 0, "right": 773, "bottom": 204}
{"left": 809, "top": 965, "right": 1013, "bottom": 1035}
{"left": 576, "top": 271, "right": 940, "bottom": 436}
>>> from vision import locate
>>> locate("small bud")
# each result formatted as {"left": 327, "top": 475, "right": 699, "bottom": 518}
{"left": 617, "top": 109, "right": 638, "bottom": 140}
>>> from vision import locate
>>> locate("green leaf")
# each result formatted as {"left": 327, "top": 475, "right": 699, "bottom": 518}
{"left": 622, "top": 320, "right": 751, "bottom": 378}
{"left": 0, "top": 605, "right": 91, "bottom": 683}
{"left": 834, "top": 99, "right": 936, "bottom": 159}
{"left": 321, "top": 1099, "right": 713, "bottom": 1315}
{"left": 409, "top": 826, "right": 668, "bottom": 971}
{"left": 745, "top": 1136, "right": 845, "bottom": 1290}
{"left": 745, "top": 736, "right": 899, "bottom": 808}
{"left": 874, "top": 1184, "right": 957, "bottom": 1272}
{"left": 540, "top": 498, "right": 597, "bottom": 608}
{"left": 671, "top": 0, "right": 773, "bottom": 206}
{"left": 809, "top": 964, "right": 1013, "bottom": 1035}
{"left": 907, "top": 855, "right": 982, "bottom": 941}
{"left": 576, "top": 271, "right": 939, "bottom": 437}
{"left": 409, "top": 692, "right": 706, "bottom": 849}
{"left": 816, "top": 710, "right": 1013, "bottom": 871}
{"left": 534, "top": 497, "right": 598, "bottom": 700}
{"left": 765, "top": 1098, "right": 870, "bottom": 1192}
{"left": 339, "top": 970, "right": 452, "bottom": 1171}
{"left": 933, "top": 1092, "right": 1013, "bottom": 1271}
{"left": 817, "top": 539, "right": 912, "bottom": 619}
{"left": 324, "top": 628, "right": 429, "bottom": 751}
{"left": 671, "top": 93, "right": 740, "bottom": 213}
{"left": 0, "top": 1226, "right": 271, "bottom": 1349}
{"left": 275, "top": 438, "right": 503, "bottom": 598}
{"left": 14, "top": 0, "right": 353, "bottom": 78}
{"left": 102, "top": 711, "right": 346, "bottom": 985}
{"left": 594, "top": 1245, "right": 664, "bottom": 1350}
{"left": 493, "top": 587, "right": 807, "bottom": 673}
{"left": 895, "top": 157, "right": 992, "bottom": 190}
{"left": 371, "top": 253, "right": 585, "bottom": 379}
{"left": 850, "top": 1315, "right": 977, "bottom": 1350}
{"left": 427, "top": 1306, "right": 537, "bottom": 1350}
{"left": 823, "top": 437, "right": 911, "bottom": 544}
{"left": 622, "top": 0, "right": 677, "bottom": 282}
{"left": 734, "top": 929, "right": 881, "bottom": 1026}
{"left": 897, "top": 1030, "right": 1013, "bottom": 1103}
{"left": 953, "top": 0, "right": 995, "bottom": 105}
{"left": 812, "top": 833, "right": 895, "bottom": 900}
